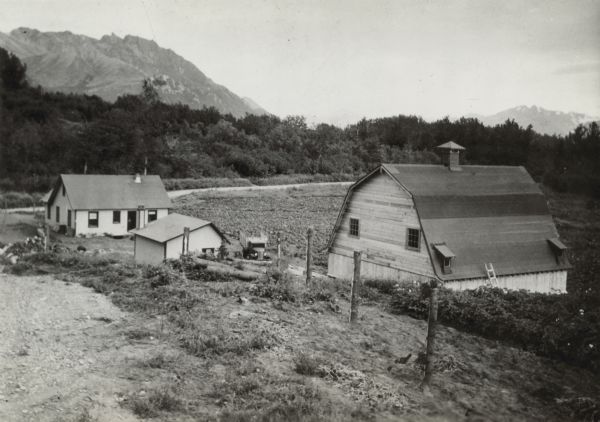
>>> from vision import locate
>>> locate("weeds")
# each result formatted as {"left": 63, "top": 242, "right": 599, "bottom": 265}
{"left": 128, "top": 387, "right": 183, "bottom": 418}
{"left": 180, "top": 328, "right": 273, "bottom": 357}
{"left": 294, "top": 352, "right": 326, "bottom": 377}
{"left": 73, "top": 408, "right": 97, "bottom": 422}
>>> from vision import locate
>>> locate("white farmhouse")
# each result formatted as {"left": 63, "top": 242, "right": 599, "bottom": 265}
{"left": 45, "top": 174, "right": 171, "bottom": 236}
{"left": 131, "top": 213, "right": 228, "bottom": 265}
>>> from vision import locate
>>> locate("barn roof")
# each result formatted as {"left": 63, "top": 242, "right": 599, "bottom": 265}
{"left": 380, "top": 163, "right": 570, "bottom": 280}
{"left": 49, "top": 174, "right": 171, "bottom": 210}
{"left": 131, "top": 213, "right": 228, "bottom": 243}
{"left": 329, "top": 163, "right": 570, "bottom": 281}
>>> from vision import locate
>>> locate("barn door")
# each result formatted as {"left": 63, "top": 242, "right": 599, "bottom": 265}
{"left": 67, "top": 210, "right": 72, "bottom": 227}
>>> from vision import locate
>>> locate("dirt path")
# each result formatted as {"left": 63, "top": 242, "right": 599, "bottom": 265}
{"left": 0, "top": 275, "right": 158, "bottom": 422}
{"left": 167, "top": 181, "right": 353, "bottom": 198}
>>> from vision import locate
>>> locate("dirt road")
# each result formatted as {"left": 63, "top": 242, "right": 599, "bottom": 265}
{"left": 0, "top": 275, "right": 156, "bottom": 422}
{"left": 167, "top": 181, "right": 352, "bottom": 198}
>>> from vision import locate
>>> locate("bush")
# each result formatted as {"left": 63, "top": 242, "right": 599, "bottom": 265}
{"left": 0, "top": 191, "right": 43, "bottom": 208}
{"left": 128, "top": 387, "right": 182, "bottom": 418}
{"left": 390, "top": 285, "right": 600, "bottom": 372}
{"left": 294, "top": 353, "right": 326, "bottom": 377}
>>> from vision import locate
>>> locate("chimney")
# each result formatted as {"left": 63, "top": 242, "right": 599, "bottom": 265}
{"left": 144, "top": 157, "right": 148, "bottom": 176}
{"left": 436, "top": 141, "right": 465, "bottom": 171}
{"left": 134, "top": 173, "right": 142, "bottom": 183}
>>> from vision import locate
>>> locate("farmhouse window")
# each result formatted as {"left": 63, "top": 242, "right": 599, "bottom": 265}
{"left": 148, "top": 209, "right": 158, "bottom": 222}
{"left": 88, "top": 211, "right": 99, "bottom": 228}
{"left": 55, "top": 206, "right": 60, "bottom": 223}
{"left": 113, "top": 210, "right": 121, "bottom": 224}
{"left": 406, "top": 228, "right": 420, "bottom": 251}
{"left": 349, "top": 218, "right": 360, "bottom": 237}
{"left": 47, "top": 205, "right": 51, "bottom": 219}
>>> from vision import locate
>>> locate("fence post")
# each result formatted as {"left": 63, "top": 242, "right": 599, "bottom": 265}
{"left": 182, "top": 227, "right": 190, "bottom": 256}
{"left": 422, "top": 279, "right": 439, "bottom": 389}
{"left": 276, "top": 231, "right": 281, "bottom": 269}
{"left": 305, "top": 227, "right": 313, "bottom": 283}
{"left": 45, "top": 225, "right": 50, "bottom": 252}
{"left": 350, "top": 250, "right": 362, "bottom": 323}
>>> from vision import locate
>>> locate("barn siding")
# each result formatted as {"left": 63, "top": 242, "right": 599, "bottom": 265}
{"left": 444, "top": 270, "right": 567, "bottom": 294}
{"left": 328, "top": 252, "right": 433, "bottom": 282}
{"left": 328, "top": 172, "right": 435, "bottom": 280}
{"left": 134, "top": 235, "right": 165, "bottom": 265}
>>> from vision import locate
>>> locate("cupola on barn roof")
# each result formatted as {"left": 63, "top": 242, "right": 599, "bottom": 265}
{"left": 436, "top": 141, "right": 465, "bottom": 150}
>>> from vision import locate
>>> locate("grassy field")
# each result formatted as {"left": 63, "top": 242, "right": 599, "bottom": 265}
{"left": 6, "top": 253, "right": 600, "bottom": 421}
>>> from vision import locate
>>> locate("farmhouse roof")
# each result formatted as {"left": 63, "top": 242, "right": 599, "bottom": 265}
{"left": 131, "top": 213, "right": 228, "bottom": 244}
{"left": 50, "top": 174, "right": 171, "bottom": 210}
{"left": 329, "top": 163, "right": 570, "bottom": 281}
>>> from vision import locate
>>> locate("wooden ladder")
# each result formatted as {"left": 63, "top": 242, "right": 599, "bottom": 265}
{"left": 484, "top": 263, "right": 498, "bottom": 286}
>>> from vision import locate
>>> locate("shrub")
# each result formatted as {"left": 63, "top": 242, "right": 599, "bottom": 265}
{"left": 128, "top": 387, "right": 182, "bottom": 418}
{"left": 294, "top": 353, "right": 326, "bottom": 377}
{"left": 390, "top": 285, "right": 600, "bottom": 372}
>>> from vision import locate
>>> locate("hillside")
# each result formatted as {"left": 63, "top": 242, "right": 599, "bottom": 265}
{"left": 467, "top": 105, "right": 598, "bottom": 136}
{"left": 0, "top": 27, "right": 267, "bottom": 117}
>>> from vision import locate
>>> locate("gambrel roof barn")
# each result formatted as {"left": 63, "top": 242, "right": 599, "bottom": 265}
{"left": 327, "top": 142, "right": 570, "bottom": 293}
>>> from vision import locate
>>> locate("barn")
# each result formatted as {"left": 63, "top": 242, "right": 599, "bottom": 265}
{"left": 131, "top": 213, "right": 229, "bottom": 265}
{"left": 327, "top": 142, "right": 570, "bottom": 293}
{"left": 45, "top": 174, "right": 171, "bottom": 236}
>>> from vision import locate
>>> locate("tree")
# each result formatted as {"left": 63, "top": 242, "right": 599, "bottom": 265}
{"left": 141, "top": 78, "right": 160, "bottom": 105}
{"left": 0, "top": 48, "right": 28, "bottom": 90}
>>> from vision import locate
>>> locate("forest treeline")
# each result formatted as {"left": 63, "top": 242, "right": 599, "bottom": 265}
{"left": 1, "top": 47, "right": 599, "bottom": 196}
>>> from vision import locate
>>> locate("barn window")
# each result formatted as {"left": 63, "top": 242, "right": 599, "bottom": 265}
{"left": 148, "top": 209, "right": 157, "bottom": 222}
{"left": 55, "top": 206, "right": 60, "bottom": 223}
{"left": 406, "top": 228, "right": 420, "bottom": 251}
{"left": 88, "top": 211, "right": 99, "bottom": 228}
{"left": 433, "top": 243, "right": 455, "bottom": 274}
{"left": 62, "top": 185, "right": 66, "bottom": 196}
{"left": 113, "top": 210, "right": 121, "bottom": 224}
{"left": 349, "top": 218, "right": 360, "bottom": 237}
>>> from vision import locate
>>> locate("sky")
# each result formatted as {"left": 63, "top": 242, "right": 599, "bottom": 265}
{"left": 1, "top": 0, "right": 599, "bottom": 125}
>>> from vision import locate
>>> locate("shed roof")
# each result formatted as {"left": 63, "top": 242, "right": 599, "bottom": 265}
{"left": 330, "top": 163, "right": 570, "bottom": 281}
{"left": 49, "top": 174, "right": 171, "bottom": 210}
{"left": 131, "top": 213, "right": 227, "bottom": 244}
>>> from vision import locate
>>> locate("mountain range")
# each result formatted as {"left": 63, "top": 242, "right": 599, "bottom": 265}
{"left": 0, "top": 27, "right": 267, "bottom": 117}
{"left": 464, "top": 105, "right": 598, "bottom": 136}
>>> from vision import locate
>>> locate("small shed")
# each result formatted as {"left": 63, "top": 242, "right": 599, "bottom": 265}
{"left": 131, "top": 213, "right": 228, "bottom": 265}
